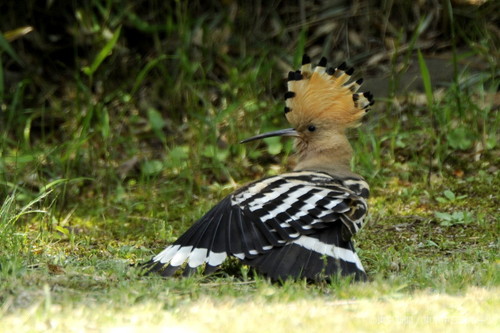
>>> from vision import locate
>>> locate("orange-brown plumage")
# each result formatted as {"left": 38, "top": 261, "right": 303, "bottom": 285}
{"left": 282, "top": 55, "right": 374, "bottom": 176}
{"left": 285, "top": 56, "right": 373, "bottom": 131}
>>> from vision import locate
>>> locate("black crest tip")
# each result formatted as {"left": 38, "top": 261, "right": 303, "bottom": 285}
{"left": 345, "top": 67, "right": 355, "bottom": 75}
{"left": 294, "top": 70, "right": 303, "bottom": 80}
{"left": 284, "top": 91, "right": 296, "bottom": 100}
{"left": 337, "top": 62, "right": 347, "bottom": 70}
{"left": 356, "top": 78, "right": 364, "bottom": 85}
{"left": 302, "top": 54, "right": 311, "bottom": 65}
{"left": 318, "top": 57, "right": 327, "bottom": 67}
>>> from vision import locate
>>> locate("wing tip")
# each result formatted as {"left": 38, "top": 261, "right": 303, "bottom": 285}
{"left": 242, "top": 241, "right": 367, "bottom": 283}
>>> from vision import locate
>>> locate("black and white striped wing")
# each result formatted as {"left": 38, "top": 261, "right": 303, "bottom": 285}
{"left": 143, "top": 171, "right": 369, "bottom": 280}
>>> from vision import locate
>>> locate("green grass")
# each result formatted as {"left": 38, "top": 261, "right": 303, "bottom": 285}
{"left": 0, "top": 0, "right": 499, "bottom": 331}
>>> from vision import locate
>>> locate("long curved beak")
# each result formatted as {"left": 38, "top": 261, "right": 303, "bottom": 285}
{"left": 240, "top": 128, "right": 299, "bottom": 144}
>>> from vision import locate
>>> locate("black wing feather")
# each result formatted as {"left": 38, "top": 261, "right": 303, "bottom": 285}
{"left": 243, "top": 224, "right": 367, "bottom": 281}
{"left": 142, "top": 171, "right": 369, "bottom": 281}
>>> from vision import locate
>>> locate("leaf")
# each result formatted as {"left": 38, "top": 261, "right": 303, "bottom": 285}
{"left": 168, "top": 146, "right": 189, "bottom": 160}
{"left": 452, "top": 211, "right": 464, "bottom": 220}
{"left": 443, "top": 190, "right": 455, "bottom": 201}
{"left": 165, "top": 146, "right": 190, "bottom": 168}
{"left": 439, "top": 220, "right": 453, "bottom": 227}
{"left": 395, "top": 136, "right": 406, "bottom": 148}
{"left": 248, "top": 149, "right": 262, "bottom": 159}
{"left": 462, "top": 211, "right": 474, "bottom": 224}
{"left": 417, "top": 49, "right": 433, "bottom": 106}
{"left": 40, "top": 179, "right": 68, "bottom": 193}
{"left": 55, "top": 226, "right": 70, "bottom": 237}
{"left": 425, "top": 240, "right": 439, "bottom": 248}
{"left": 447, "top": 127, "right": 474, "bottom": 150}
{"left": 486, "top": 136, "right": 496, "bottom": 149}
{"left": 0, "top": 32, "right": 23, "bottom": 65}
{"left": 0, "top": 57, "right": 3, "bottom": 100}
{"left": 3, "top": 26, "right": 33, "bottom": 42}
{"left": 293, "top": 27, "right": 307, "bottom": 67}
{"left": 141, "top": 160, "right": 163, "bottom": 176}
{"left": 82, "top": 26, "right": 121, "bottom": 76}
{"left": 265, "top": 137, "right": 283, "bottom": 155}
{"left": 451, "top": 211, "right": 473, "bottom": 225}
{"left": 131, "top": 55, "right": 167, "bottom": 96}
{"left": 101, "top": 107, "right": 110, "bottom": 139}
{"left": 39, "top": 177, "right": 92, "bottom": 193}
{"left": 147, "top": 108, "right": 166, "bottom": 132}
{"left": 435, "top": 211, "right": 452, "bottom": 221}
{"left": 202, "top": 146, "right": 229, "bottom": 162}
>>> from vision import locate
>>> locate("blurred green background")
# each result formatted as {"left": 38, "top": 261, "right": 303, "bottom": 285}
{"left": 1, "top": 0, "right": 497, "bottom": 202}
{"left": 0, "top": 0, "right": 498, "bottom": 274}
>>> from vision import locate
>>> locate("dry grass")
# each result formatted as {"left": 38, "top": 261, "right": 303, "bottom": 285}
{"left": 2, "top": 287, "right": 498, "bottom": 332}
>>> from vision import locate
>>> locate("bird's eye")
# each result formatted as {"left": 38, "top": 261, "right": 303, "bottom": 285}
{"left": 308, "top": 125, "right": 316, "bottom": 132}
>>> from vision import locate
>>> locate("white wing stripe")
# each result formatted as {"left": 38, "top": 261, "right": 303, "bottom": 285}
{"left": 154, "top": 246, "right": 228, "bottom": 268}
{"left": 154, "top": 244, "right": 181, "bottom": 263}
{"left": 207, "top": 251, "right": 227, "bottom": 266}
{"left": 187, "top": 247, "right": 208, "bottom": 267}
{"left": 293, "top": 235, "right": 365, "bottom": 271}
{"left": 247, "top": 185, "right": 321, "bottom": 213}
{"left": 170, "top": 246, "right": 193, "bottom": 266}
{"left": 246, "top": 183, "right": 299, "bottom": 209}
{"left": 258, "top": 188, "right": 320, "bottom": 221}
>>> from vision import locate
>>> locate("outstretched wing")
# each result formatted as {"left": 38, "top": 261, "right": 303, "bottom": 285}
{"left": 142, "top": 171, "right": 369, "bottom": 279}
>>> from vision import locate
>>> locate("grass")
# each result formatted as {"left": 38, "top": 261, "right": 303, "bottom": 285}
{"left": 2, "top": 288, "right": 498, "bottom": 332}
{"left": 0, "top": 0, "right": 499, "bottom": 331}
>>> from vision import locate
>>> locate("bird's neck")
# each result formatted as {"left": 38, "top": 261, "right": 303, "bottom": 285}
{"left": 293, "top": 134, "right": 358, "bottom": 178}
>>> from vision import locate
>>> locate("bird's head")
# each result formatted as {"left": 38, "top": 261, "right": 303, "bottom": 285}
{"left": 242, "top": 55, "right": 374, "bottom": 171}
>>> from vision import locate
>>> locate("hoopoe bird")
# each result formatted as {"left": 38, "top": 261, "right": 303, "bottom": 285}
{"left": 143, "top": 55, "right": 374, "bottom": 281}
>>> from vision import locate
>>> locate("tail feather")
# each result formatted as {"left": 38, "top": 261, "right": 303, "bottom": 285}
{"left": 243, "top": 224, "right": 366, "bottom": 281}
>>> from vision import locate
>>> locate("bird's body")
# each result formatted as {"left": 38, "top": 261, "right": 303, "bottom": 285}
{"left": 143, "top": 55, "right": 374, "bottom": 281}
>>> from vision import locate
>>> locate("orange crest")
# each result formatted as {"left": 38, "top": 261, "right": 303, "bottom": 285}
{"left": 284, "top": 55, "right": 374, "bottom": 130}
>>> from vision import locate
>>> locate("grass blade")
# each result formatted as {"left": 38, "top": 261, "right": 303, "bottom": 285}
{"left": 0, "top": 56, "right": 4, "bottom": 102}
{"left": 0, "top": 33, "right": 23, "bottom": 65}
{"left": 131, "top": 55, "right": 167, "bottom": 96}
{"left": 82, "top": 26, "right": 122, "bottom": 76}
{"left": 417, "top": 49, "right": 433, "bottom": 106}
